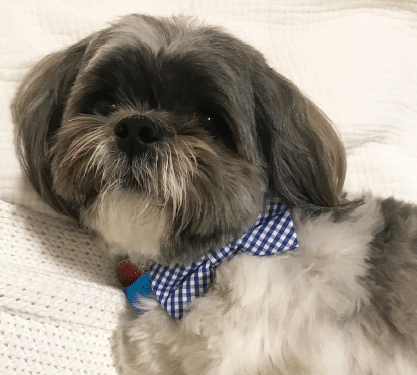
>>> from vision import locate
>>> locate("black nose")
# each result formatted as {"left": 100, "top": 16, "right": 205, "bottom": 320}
{"left": 114, "top": 116, "right": 163, "bottom": 158}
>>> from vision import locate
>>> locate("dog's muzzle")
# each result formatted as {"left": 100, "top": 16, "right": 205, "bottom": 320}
{"left": 115, "top": 116, "right": 164, "bottom": 159}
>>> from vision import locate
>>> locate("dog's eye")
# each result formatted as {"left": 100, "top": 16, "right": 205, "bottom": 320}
{"left": 90, "top": 98, "right": 117, "bottom": 117}
{"left": 198, "top": 113, "right": 221, "bottom": 138}
{"left": 195, "top": 111, "right": 236, "bottom": 150}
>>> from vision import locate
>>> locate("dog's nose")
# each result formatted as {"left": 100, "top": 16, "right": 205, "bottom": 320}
{"left": 114, "top": 116, "right": 163, "bottom": 158}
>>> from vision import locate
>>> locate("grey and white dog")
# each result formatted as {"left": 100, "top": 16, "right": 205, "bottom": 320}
{"left": 12, "top": 14, "right": 417, "bottom": 375}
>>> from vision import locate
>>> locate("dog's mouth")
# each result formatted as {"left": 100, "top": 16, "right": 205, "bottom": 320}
{"left": 119, "top": 169, "right": 144, "bottom": 191}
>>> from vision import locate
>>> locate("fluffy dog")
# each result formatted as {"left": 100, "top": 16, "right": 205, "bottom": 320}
{"left": 12, "top": 14, "right": 417, "bottom": 374}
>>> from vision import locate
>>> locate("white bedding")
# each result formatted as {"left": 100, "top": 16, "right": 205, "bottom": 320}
{"left": 1, "top": 0, "right": 416, "bottom": 373}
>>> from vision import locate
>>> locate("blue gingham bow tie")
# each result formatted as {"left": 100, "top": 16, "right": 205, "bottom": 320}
{"left": 124, "top": 198, "right": 298, "bottom": 320}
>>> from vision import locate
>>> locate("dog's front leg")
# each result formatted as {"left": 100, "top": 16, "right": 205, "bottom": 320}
{"left": 114, "top": 306, "right": 188, "bottom": 375}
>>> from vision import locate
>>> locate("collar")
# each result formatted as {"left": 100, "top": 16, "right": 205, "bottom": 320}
{"left": 124, "top": 198, "right": 298, "bottom": 320}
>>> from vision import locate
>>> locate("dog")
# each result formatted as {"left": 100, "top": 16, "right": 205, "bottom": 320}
{"left": 12, "top": 14, "right": 417, "bottom": 374}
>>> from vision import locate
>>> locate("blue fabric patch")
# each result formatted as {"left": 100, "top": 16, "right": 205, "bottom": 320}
{"left": 123, "top": 273, "right": 154, "bottom": 314}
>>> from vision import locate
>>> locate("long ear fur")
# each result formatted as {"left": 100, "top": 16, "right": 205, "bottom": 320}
{"left": 12, "top": 38, "right": 92, "bottom": 218}
{"left": 252, "top": 65, "right": 346, "bottom": 210}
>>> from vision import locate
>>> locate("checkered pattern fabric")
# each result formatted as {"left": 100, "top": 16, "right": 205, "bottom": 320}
{"left": 149, "top": 198, "right": 298, "bottom": 320}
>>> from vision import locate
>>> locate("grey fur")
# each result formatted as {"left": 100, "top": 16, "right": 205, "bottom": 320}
{"left": 367, "top": 198, "right": 417, "bottom": 339}
{"left": 11, "top": 14, "right": 417, "bottom": 374}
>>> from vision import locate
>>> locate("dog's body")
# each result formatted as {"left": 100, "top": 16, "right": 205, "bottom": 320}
{"left": 114, "top": 196, "right": 417, "bottom": 375}
{"left": 12, "top": 14, "right": 417, "bottom": 374}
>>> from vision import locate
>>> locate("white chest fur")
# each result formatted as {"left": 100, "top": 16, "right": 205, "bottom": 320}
{"left": 84, "top": 190, "right": 168, "bottom": 263}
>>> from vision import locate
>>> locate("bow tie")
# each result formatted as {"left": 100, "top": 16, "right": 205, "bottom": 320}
{"left": 123, "top": 198, "right": 298, "bottom": 320}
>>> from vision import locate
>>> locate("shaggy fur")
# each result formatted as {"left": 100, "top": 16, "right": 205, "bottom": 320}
{"left": 12, "top": 14, "right": 417, "bottom": 374}
{"left": 115, "top": 197, "right": 417, "bottom": 375}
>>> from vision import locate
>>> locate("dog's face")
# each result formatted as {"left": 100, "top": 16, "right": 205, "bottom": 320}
{"left": 12, "top": 14, "right": 346, "bottom": 264}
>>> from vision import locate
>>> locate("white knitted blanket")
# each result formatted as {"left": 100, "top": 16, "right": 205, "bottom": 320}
{"left": 0, "top": 199, "right": 125, "bottom": 374}
{"left": 1, "top": 0, "right": 417, "bottom": 374}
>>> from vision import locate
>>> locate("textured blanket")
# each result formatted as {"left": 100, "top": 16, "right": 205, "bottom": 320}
{"left": 1, "top": 0, "right": 416, "bottom": 373}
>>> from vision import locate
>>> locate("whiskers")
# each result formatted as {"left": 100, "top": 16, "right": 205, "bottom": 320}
{"left": 50, "top": 114, "right": 265, "bottom": 264}
{"left": 51, "top": 113, "right": 222, "bottom": 229}
{"left": 130, "top": 133, "right": 220, "bottom": 226}
{"left": 52, "top": 116, "right": 111, "bottom": 181}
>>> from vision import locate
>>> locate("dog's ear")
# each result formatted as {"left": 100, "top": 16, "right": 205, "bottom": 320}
{"left": 252, "top": 65, "right": 346, "bottom": 209}
{"left": 12, "top": 37, "right": 93, "bottom": 218}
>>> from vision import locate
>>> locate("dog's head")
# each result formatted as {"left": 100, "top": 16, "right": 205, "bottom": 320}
{"left": 12, "top": 14, "right": 345, "bottom": 264}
